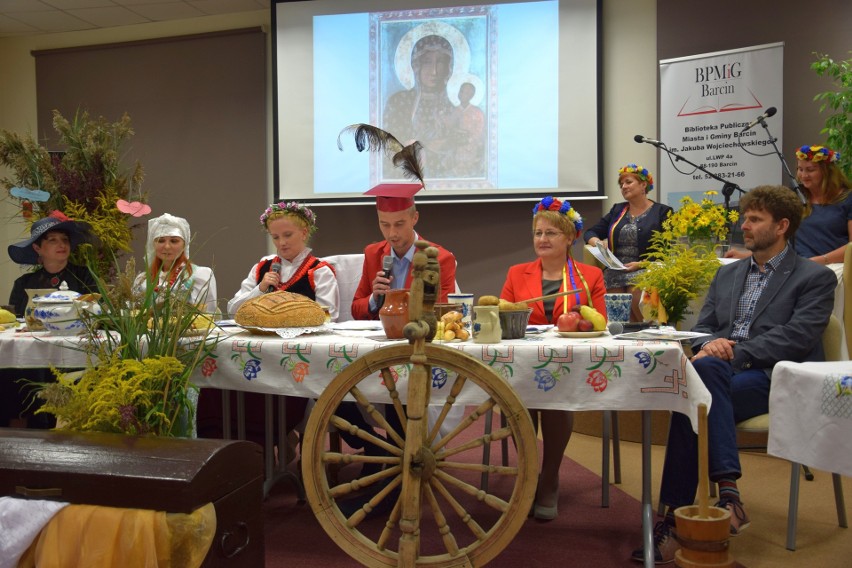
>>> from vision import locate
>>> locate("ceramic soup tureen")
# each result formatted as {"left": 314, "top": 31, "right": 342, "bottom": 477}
{"left": 31, "top": 282, "right": 101, "bottom": 335}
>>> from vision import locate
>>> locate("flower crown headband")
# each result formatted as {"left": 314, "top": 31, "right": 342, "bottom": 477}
{"left": 260, "top": 201, "right": 318, "bottom": 234}
{"left": 618, "top": 163, "right": 654, "bottom": 190}
{"left": 532, "top": 196, "right": 583, "bottom": 232}
{"left": 796, "top": 145, "right": 840, "bottom": 163}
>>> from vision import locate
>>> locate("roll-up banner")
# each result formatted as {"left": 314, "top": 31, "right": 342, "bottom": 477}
{"left": 658, "top": 42, "right": 784, "bottom": 208}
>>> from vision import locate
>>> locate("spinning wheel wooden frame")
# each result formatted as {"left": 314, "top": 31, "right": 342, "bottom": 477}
{"left": 301, "top": 242, "right": 538, "bottom": 567}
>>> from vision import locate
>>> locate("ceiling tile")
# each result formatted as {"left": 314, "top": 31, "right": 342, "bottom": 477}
{"left": 42, "top": 0, "right": 117, "bottom": 9}
{"left": 0, "top": 0, "right": 56, "bottom": 13}
{"left": 8, "top": 8, "right": 95, "bottom": 32}
{"left": 0, "top": 14, "right": 40, "bottom": 34}
{"left": 67, "top": 6, "right": 151, "bottom": 27}
{"left": 189, "top": 0, "right": 266, "bottom": 16}
{"left": 128, "top": 3, "right": 205, "bottom": 21}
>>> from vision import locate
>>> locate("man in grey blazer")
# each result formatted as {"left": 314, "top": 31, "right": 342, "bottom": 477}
{"left": 634, "top": 185, "right": 836, "bottom": 564}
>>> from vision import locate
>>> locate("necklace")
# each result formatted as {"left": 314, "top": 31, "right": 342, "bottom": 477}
{"left": 44, "top": 269, "right": 65, "bottom": 287}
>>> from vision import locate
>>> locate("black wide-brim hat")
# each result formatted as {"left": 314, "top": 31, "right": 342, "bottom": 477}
{"left": 8, "top": 215, "right": 94, "bottom": 265}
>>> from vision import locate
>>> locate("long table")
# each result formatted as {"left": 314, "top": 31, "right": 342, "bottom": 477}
{"left": 190, "top": 326, "right": 711, "bottom": 568}
{"left": 2, "top": 326, "right": 712, "bottom": 568}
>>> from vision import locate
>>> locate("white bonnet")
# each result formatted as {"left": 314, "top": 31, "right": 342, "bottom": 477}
{"left": 147, "top": 213, "right": 191, "bottom": 261}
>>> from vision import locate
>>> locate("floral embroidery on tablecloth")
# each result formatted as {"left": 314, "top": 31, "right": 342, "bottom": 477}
{"left": 326, "top": 344, "right": 358, "bottom": 375}
{"left": 479, "top": 345, "right": 516, "bottom": 381}
{"left": 230, "top": 340, "right": 263, "bottom": 381}
{"left": 635, "top": 348, "right": 667, "bottom": 374}
{"left": 585, "top": 347, "right": 622, "bottom": 393}
{"left": 821, "top": 375, "right": 852, "bottom": 419}
{"left": 201, "top": 354, "right": 218, "bottom": 377}
{"left": 279, "top": 343, "right": 311, "bottom": 383}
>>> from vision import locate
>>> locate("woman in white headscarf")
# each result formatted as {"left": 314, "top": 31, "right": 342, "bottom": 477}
{"left": 136, "top": 213, "right": 218, "bottom": 314}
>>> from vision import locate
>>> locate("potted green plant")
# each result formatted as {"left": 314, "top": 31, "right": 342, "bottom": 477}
{"left": 632, "top": 232, "right": 721, "bottom": 327}
{"left": 811, "top": 52, "right": 852, "bottom": 177}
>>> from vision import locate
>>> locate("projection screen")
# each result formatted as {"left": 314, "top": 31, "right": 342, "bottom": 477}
{"left": 273, "top": 0, "right": 602, "bottom": 205}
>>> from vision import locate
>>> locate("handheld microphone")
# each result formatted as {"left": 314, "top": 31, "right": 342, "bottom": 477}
{"left": 607, "top": 322, "right": 624, "bottom": 336}
{"left": 634, "top": 134, "right": 663, "bottom": 147}
{"left": 266, "top": 262, "right": 281, "bottom": 293}
{"left": 375, "top": 255, "right": 394, "bottom": 309}
{"left": 382, "top": 255, "right": 394, "bottom": 280}
{"left": 741, "top": 107, "right": 777, "bottom": 133}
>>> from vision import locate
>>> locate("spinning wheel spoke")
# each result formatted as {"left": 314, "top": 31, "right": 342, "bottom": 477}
{"left": 379, "top": 366, "right": 408, "bottom": 433}
{"left": 426, "top": 374, "right": 468, "bottom": 445}
{"left": 433, "top": 469, "right": 510, "bottom": 513}
{"left": 377, "top": 498, "right": 405, "bottom": 551}
{"left": 436, "top": 425, "right": 513, "bottom": 459}
{"left": 344, "top": 474, "right": 404, "bottom": 528}
{"left": 437, "top": 460, "right": 518, "bottom": 476}
{"left": 329, "top": 465, "right": 402, "bottom": 499}
{"left": 348, "top": 384, "right": 405, "bottom": 448}
{"left": 431, "top": 398, "right": 496, "bottom": 452}
{"left": 329, "top": 415, "right": 403, "bottom": 456}
{"left": 422, "top": 482, "right": 461, "bottom": 557}
{"left": 429, "top": 476, "right": 488, "bottom": 540}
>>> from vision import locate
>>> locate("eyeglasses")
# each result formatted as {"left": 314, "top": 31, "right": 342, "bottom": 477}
{"left": 533, "top": 230, "right": 564, "bottom": 240}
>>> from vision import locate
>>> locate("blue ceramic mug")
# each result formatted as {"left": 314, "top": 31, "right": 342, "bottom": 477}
{"left": 604, "top": 293, "right": 632, "bottom": 323}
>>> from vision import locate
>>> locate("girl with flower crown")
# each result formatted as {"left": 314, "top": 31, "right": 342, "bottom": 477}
{"left": 794, "top": 144, "right": 852, "bottom": 264}
{"left": 227, "top": 201, "right": 340, "bottom": 320}
{"left": 500, "top": 196, "right": 606, "bottom": 521}
{"left": 583, "top": 164, "right": 673, "bottom": 321}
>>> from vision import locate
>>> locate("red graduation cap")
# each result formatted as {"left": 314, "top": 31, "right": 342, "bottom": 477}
{"left": 365, "top": 183, "right": 423, "bottom": 212}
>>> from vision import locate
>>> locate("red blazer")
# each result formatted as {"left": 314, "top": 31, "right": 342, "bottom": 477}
{"left": 351, "top": 237, "right": 457, "bottom": 320}
{"left": 500, "top": 258, "right": 606, "bottom": 325}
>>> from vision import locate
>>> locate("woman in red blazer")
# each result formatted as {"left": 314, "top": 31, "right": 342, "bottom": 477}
{"left": 500, "top": 197, "right": 606, "bottom": 521}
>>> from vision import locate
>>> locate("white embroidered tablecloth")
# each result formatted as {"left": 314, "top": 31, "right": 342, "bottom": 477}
{"left": 769, "top": 360, "right": 852, "bottom": 476}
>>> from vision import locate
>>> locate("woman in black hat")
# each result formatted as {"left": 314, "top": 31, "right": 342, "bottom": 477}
{"left": 7, "top": 210, "right": 96, "bottom": 317}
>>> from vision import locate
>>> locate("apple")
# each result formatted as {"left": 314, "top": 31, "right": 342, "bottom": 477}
{"left": 557, "top": 311, "right": 581, "bottom": 332}
{"left": 577, "top": 319, "right": 595, "bottom": 332}
{"left": 571, "top": 304, "right": 583, "bottom": 313}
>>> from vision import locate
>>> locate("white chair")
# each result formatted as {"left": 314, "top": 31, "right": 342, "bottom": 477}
{"left": 322, "top": 253, "right": 365, "bottom": 322}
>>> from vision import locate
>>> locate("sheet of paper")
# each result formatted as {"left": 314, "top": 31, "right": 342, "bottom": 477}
{"left": 585, "top": 242, "right": 627, "bottom": 270}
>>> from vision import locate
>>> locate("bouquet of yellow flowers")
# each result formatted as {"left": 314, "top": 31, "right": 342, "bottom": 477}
{"left": 663, "top": 190, "right": 739, "bottom": 242}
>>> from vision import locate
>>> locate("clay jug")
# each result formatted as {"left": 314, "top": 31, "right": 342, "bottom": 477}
{"left": 379, "top": 288, "right": 410, "bottom": 339}
{"left": 473, "top": 305, "right": 502, "bottom": 344}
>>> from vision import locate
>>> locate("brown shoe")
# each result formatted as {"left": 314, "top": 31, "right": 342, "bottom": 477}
{"left": 631, "top": 521, "right": 680, "bottom": 564}
{"left": 716, "top": 498, "right": 750, "bottom": 536}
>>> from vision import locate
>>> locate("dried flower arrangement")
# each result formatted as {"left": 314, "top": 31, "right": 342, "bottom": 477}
{"left": 0, "top": 109, "right": 148, "bottom": 277}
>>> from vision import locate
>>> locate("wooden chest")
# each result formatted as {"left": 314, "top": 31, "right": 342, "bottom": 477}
{"left": 0, "top": 428, "right": 264, "bottom": 566}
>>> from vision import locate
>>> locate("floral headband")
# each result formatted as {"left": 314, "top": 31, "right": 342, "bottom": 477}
{"left": 618, "top": 163, "right": 654, "bottom": 191}
{"left": 532, "top": 196, "right": 584, "bottom": 232}
{"left": 260, "top": 201, "right": 318, "bottom": 234}
{"left": 796, "top": 145, "right": 840, "bottom": 163}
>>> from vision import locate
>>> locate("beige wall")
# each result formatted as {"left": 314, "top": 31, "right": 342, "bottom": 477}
{"left": 0, "top": 2, "right": 657, "bottom": 303}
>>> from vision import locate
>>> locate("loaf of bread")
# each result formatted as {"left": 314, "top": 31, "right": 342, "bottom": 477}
{"left": 235, "top": 291, "right": 326, "bottom": 328}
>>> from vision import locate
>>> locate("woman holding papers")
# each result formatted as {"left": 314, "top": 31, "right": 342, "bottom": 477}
{"left": 584, "top": 164, "right": 672, "bottom": 321}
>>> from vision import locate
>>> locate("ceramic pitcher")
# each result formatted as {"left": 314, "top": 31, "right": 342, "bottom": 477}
{"left": 379, "top": 289, "right": 410, "bottom": 339}
{"left": 473, "top": 305, "right": 502, "bottom": 344}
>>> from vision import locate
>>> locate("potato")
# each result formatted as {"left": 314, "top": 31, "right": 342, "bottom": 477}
{"left": 478, "top": 295, "right": 500, "bottom": 306}
{"left": 441, "top": 310, "right": 463, "bottom": 323}
{"left": 498, "top": 299, "right": 528, "bottom": 311}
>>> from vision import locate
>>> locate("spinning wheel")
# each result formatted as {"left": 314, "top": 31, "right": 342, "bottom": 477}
{"left": 302, "top": 243, "right": 538, "bottom": 567}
